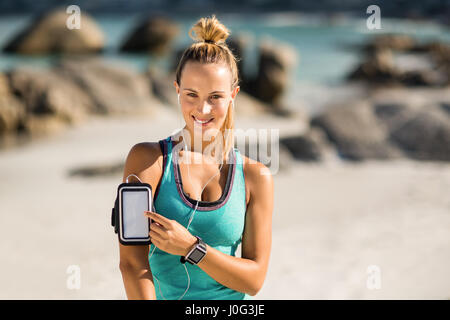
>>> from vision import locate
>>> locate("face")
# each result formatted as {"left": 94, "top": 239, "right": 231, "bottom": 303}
{"left": 174, "top": 61, "right": 239, "bottom": 140}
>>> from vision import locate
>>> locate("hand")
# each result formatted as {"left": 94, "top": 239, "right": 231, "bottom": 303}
{"left": 144, "top": 211, "right": 197, "bottom": 256}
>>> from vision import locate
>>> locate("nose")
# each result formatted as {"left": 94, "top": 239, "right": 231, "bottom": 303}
{"left": 200, "top": 100, "right": 212, "bottom": 114}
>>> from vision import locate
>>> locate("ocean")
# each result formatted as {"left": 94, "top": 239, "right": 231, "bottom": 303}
{"left": 0, "top": 12, "right": 449, "bottom": 114}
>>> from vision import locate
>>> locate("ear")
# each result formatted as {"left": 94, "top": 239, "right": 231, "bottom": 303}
{"left": 231, "top": 86, "right": 240, "bottom": 99}
{"left": 173, "top": 80, "right": 180, "bottom": 95}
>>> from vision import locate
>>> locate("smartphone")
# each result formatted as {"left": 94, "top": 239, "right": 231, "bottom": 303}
{"left": 117, "top": 182, "right": 152, "bottom": 245}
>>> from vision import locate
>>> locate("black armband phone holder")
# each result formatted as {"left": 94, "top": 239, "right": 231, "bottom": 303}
{"left": 111, "top": 195, "right": 120, "bottom": 234}
{"left": 111, "top": 182, "right": 153, "bottom": 246}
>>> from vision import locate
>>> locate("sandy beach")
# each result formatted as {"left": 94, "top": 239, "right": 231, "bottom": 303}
{"left": 0, "top": 107, "right": 449, "bottom": 299}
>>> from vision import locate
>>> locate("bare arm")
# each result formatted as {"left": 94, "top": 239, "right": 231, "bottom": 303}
{"left": 119, "top": 241, "right": 155, "bottom": 299}
{"left": 118, "top": 143, "right": 163, "bottom": 300}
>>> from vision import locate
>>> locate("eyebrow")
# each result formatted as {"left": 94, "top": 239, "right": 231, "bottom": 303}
{"left": 183, "top": 88, "right": 225, "bottom": 94}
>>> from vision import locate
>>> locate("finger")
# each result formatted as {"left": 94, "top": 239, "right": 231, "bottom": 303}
{"left": 149, "top": 229, "right": 163, "bottom": 242}
{"left": 150, "top": 223, "right": 167, "bottom": 238}
{"left": 152, "top": 221, "right": 165, "bottom": 229}
{"left": 144, "top": 212, "right": 165, "bottom": 228}
{"left": 145, "top": 211, "right": 172, "bottom": 228}
{"left": 150, "top": 236, "right": 161, "bottom": 248}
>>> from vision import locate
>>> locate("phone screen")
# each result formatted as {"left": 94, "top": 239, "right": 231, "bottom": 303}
{"left": 121, "top": 188, "right": 150, "bottom": 239}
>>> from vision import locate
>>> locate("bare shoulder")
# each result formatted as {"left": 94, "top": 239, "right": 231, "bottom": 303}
{"left": 122, "top": 142, "right": 164, "bottom": 188}
{"left": 241, "top": 155, "right": 274, "bottom": 207}
{"left": 126, "top": 142, "right": 162, "bottom": 165}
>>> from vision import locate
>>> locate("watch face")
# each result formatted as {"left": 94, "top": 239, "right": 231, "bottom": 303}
{"left": 189, "top": 248, "right": 205, "bottom": 264}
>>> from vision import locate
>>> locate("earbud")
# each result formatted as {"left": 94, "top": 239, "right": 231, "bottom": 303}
{"left": 177, "top": 94, "right": 180, "bottom": 106}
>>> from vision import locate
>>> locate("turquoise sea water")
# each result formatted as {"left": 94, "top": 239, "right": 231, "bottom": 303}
{"left": 0, "top": 12, "right": 448, "bottom": 112}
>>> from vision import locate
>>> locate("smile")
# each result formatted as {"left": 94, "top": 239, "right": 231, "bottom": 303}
{"left": 192, "top": 116, "right": 214, "bottom": 125}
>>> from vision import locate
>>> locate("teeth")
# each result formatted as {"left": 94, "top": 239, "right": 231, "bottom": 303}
{"left": 194, "top": 117, "right": 211, "bottom": 124}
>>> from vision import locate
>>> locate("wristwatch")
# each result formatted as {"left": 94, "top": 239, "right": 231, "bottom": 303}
{"left": 180, "top": 236, "right": 207, "bottom": 265}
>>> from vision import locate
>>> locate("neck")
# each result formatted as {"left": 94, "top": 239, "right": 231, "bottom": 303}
{"left": 175, "top": 126, "right": 228, "bottom": 162}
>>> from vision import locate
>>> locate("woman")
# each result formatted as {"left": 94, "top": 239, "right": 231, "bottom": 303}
{"left": 118, "top": 15, "right": 274, "bottom": 300}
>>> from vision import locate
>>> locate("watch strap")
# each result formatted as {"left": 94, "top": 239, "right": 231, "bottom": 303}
{"left": 180, "top": 236, "right": 207, "bottom": 265}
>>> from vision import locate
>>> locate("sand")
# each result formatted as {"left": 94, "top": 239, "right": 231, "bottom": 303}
{"left": 0, "top": 107, "right": 449, "bottom": 299}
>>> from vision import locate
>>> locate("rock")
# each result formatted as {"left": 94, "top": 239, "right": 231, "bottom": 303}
{"left": 145, "top": 67, "right": 177, "bottom": 107}
{"left": 411, "top": 41, "right": 450, "bottom": 57}
{"left": 441, "top": 102, "right": 450, "bottom": 115}
{"left": 363, "top": 34, "right": 416, "bottom": 52}
{"left": 244, "top": 37, "right": 298, "bottom": 107}
{"left": 56, "top": 57, "right": 160, "bottom": 115}
{"left": 368, "top": 86, "right": 450, "bottom": 110}
{"left": 236, "top": 135, "right": 292, "bottom": 173}
{"left": 3, "top": 9, "right": 104, "bottom": 54}
{"left": 22, "top": 114, "right": 68, "bottom": 137}
{"left": 280, "top": 127, "right": 335, "bottom": 162}
{"left": 120, "top": 15, "right": 180, "bottom": 55}
{"left": 0, "top": 73, "right": 9, "bottom": 96}
{"left": 427, "top": 42, "right": 450, "bottom": 86}
{"left": 169, "top": 47, "right": 185, "bottom": 75}
{"left": 233, "top": 91, "right": 275, "bottom": 117}
{"left": 349, "top": 37, "right": 450, "bottom": 87}
{"left": 400, "top": 69, "right": 447, "bottom": 87}
{"left": 227, "top": 32, "right": 254, "bottom": 84}
{"left": 310, "top": 100, "right": 402, "bottom": 161}
{"left": 0, "top": 73, "right": 26, "bottom": 134}
{"left": 373, "top": 102, "right": 417, "bottom": 132}
{"left": 2, "top": 57, "right": 166, "bottom": 148}
{"left": 370, "top": 88, "right": 450, "bottom": 161}
{"left": 310, "top": 92, "right": 450, "bottom": 162}
{"left": 348, "top": 48, "right": 401, "bottom": 85}
{"left": 389, "top": 106, "right": 450, "bottom": 161}
{"left": 7, "top": 67, "right": 91, "bottom": 124}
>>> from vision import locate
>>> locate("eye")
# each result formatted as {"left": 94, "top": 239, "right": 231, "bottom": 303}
{"left": 187, "top": 93, "right": 197, "bottom": 97}
{"left": 212, "top": 95, "right": 222, "bottom": 99}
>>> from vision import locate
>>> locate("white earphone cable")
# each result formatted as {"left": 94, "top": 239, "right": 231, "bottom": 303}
{"left": 147, "top": 93, "right": 229, "bottom": 300}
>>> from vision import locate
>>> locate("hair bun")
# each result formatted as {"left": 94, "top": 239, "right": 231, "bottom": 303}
{"left": 188, "top": 14, "right": 230, "bottom": 46}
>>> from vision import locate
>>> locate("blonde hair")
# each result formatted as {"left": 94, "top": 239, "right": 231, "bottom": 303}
{"left": 174, "top": 14, "right": 240, "bottom": 163}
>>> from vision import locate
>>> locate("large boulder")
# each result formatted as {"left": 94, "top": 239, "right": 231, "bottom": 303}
{"left": 347, "top": 48, "right": 401, "bottom": 85}
{"left": 233, "top": 91, "right": 276, "bottom": 117}
{"left": 0, "top": 73, "right": 26, "bottom": 134}
{"left": 309, "top": 90, "right": 450, "bottom": 162}
{"left": 235, "top": 132, "right": 293, "bottom": 173}
{"left": 280, "top": 127, "right": 336, "bottom": 162}
{"left": 7, "top": 67, "right": 92, "bottom": 124}
{"left": 2, "top": 58, "right": 166, "bottom": 147}
{"left": 21, "top": 114, "right": 69, "bottom": 138}
{"left": 369, "top": 87, "right": 450, "bottom": 160}
{"left": 145, "top": 67, "right": 177, "bottom": 107}
{"left": 387, "top": 105, "right": 450, "bottom": 161}
{"left": 310, "top": 100, "right": 402, "bottom": 161}
{"left": 227, "top": 32, "right": 254, "bottom": 85}
{"left": 362, "top": 34, "right": 416, "bottom": 52}
{"left": 120, "top": 15, "right": 180, "bottom": 55}
{"left": 349, "top": 37, "right": 450, "bottom": 87}
{"left": 56, "top": 58, "right": 161, "bottom": 115}
{"left": 245, "top": 37, "right": 298, "bottom": 107}
{"left": 1, "top": 70, "right": 69, "bottom": 140}
{"left": 3, "top": 9, "right": 104, "bottom": 54}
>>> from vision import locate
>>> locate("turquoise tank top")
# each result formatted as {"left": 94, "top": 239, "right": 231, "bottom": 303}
{"left": 150, "top": 136, "right": 252, "bottom": 300}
